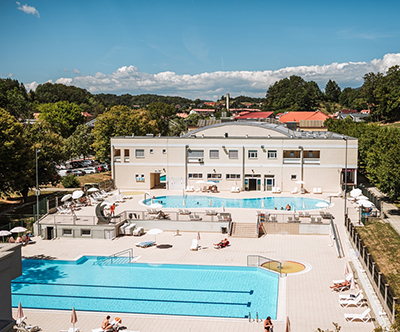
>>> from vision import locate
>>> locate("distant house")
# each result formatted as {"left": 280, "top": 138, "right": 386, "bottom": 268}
{"left": 279, "top": 111, "right": 329, "bottom": 131}
{"left": 235, "top": 111, "right": 274, "bottom": 120}
{"left": 191, "top": 109, "right": 216, "bottom": 116}
{"left": 335, "top": 109, "right": 358, "bottom": 120}
{"left": 350, "top": 113, "right": 369, "bottom": 122}
{"left": 229, "top": 108, "right": 262, "bottom": 116}
{"left": 335, "top": 109, "right": 369, "bottom": 122}
{"left": 204, "top": 102, "right": 216, "bottom": 107}
{"left": 176, "top": 113, "right": 188, "bottom": 119}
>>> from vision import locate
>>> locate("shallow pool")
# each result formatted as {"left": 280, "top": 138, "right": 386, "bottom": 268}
{"left": 144, "top": 195, "right": 326, "bottom": 210}
{"left": 12, "top": 257, "right": 279, "bottom": 319}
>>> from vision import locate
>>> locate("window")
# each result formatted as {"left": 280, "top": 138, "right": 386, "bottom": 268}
{"left": 62, "top": 229, "right": 72, "bottom": 236}
{"left": 81, "top": 229, "right": 91, "bottom": 236}
{"left": 228, "top": 150, "right": 239, "bottom": 159}
{"left": 135, "top": 174, "right": 145, "bottom": 182}
{"left": 290, "top": 151, "right": 295, "bottom": 157}
{"left": 188, "top": 173, "right": 203, "bottom": 179}
{"left": 188, "top": 150, "right": 204, "bottom": 162}
{"left": 114, "top": 149, "right": 121, "bottom": 162}
{"left": 135, "top": 149, "right": 145, "bottom": 158}
{"left": 162, "top": 149, "right": 167, "bottom": 154}
{"left": 291, "top": 174, "right": 297, "bottom": 181}
{"left": 248, "top": 150, "right": 258, "bottom": 159}
{"left": 268, "top": 150, "right": 277, "bottom": 159}
{"left": 207, "top": 173, "right": 222, "bottom": 179}
{"left": 150, "top": 149, "right": 154, "bottom": 154}
{"left": 226, "top": 174, "right": 241, "bottom": 179}
{"left": 124, "top": 149, "right": 130, "bottom": 162}
{"left": 209, "top": 150, "right": 219, "bottom": 159}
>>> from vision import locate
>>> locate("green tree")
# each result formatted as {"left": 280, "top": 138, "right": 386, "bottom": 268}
{"left": 37, "top": 101, "right": 85, "bottom": 138}
{"left": 325, "top": 80, "right": 341, "bottom": 103}
{"left": 64, "top": 124, "right": 95, "bottom": 160}
{"left": 147, "top": 102, "right": 176, "bottom": 136}
{"left": 62, "top": 175, "right": 80, "bottom": 188}
{"left": 359, "top": 72, "right": 383, "bottom": 112}
{"left": 92, "top": 106, "right": 158, "bottom": 161}
{"left": 185, "top": 112, "right": 201, "bottom": 126}
{"left": 0, "top": 78, "right": 30, "bottom": 119}
{"left": 374, "top": 66, "right": 400, "bottom": 122}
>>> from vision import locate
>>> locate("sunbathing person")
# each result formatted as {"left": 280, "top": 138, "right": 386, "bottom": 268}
{"left": 102, "top": 315, "right": 113, "bottom": 331}
{"left": 214, "top": 238, "right": 230, "bottom": 248}
{"left": 157, "top": 211, "right": 170, "bottom": 219}
{"left": 330, "top": 279, "right": 351, "bottom": 291}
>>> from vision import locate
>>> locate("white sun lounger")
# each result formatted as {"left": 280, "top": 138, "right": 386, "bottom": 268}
{"left": 344, "top": 308, "right": 371, "bottom": 322}
{"left": 339, "top": 290, "right": 363, "bottom": 301}
{"left": 340, "top": 293, "right": 365, "bottom": 307}
{"left": 333, "top": 273, "right": 353, "bottom": 285}
{"left": 190, "top": 239, "right": 200, "bottom": 251}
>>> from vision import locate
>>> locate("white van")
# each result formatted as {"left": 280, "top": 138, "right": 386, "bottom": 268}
{"left": 57, "top": 170, "right": 72, "bottom": 177}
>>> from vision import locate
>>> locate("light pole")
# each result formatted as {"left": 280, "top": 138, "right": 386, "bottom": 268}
{"left": 35, "top": 148, "right": 40, "bottom": 222}
{"left": 343, "top": 137, "right": 348, "bottom": 221}
{"left": 298, "top": 146, "right": 304, "bottom": 190}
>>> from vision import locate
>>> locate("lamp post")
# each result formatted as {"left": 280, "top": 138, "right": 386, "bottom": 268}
{"left": 35, "top": 148, "right": 40, "bottom": 222}
{"left": 343, "top": 137, "right": 348, "bottom": 221}
{"left": 298, "top": 146, "right": 304, "bottom": 190}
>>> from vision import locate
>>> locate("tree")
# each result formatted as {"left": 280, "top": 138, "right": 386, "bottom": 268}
{"left": 185, "top": 112, "right": 201, "bottom": 126}
{"left": 64, "top": 124, "right": 95, "bottom": 160}
{"left": 325, "top": 80, "right": 341, "bottom": 103}
{"left": 92, "top": 106, "right": 158, "bottom": 161}
{"left": 359, "top": 72, "right": 383, "bottom": 111}
{"left": 374, "top": 66, "right": 400, "bottom": 122}
{"left": 0, "top": 78, "right": 30, "bottom": 119}
{"left": 37, "top": 101, "right": 85, "bottom": 138}
{"left": 147, "top": 102, "right": 176, "bottom": 136}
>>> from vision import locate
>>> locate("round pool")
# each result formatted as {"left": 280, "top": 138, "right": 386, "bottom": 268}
{"left": 143, "top": 195, "right": 327, "bottom": 210}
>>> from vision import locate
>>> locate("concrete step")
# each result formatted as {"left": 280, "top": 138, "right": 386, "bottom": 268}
{"left": 231, "top": 222, "right": 258, "bottom": 238}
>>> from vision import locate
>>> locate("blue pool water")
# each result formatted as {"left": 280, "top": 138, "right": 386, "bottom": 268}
{"left": 144, "top": 195, "right": 325, "bottom": 210}
{"left": 12, "top": 257, "right": 279, "bottom": 319}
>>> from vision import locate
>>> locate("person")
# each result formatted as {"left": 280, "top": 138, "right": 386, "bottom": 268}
{"left": 70, "top": 204, "right": 76, "bottom": 217}
{"left": 110, "top": 203, "right": 116, "bottom": 217}
{"left": 214, "top": 238, "right": 229, "bottom": 248}
{"left": 16, "top": 236, "right": 23, "bottom": 244}
{"left": 157, "top": 211, "right": 170, "bottom": 219}
{"left": 330, "top": 279, "right": 351, "bottom": 291}
{"left": 101, "top": 315, "right": 113, "bottom": 331}
{"left": 280, "top": 207, "right": 284, "bottom": 210}
{"left": 274, "top": 207, "right": 277, "bottom": 210}
{"left": 8, "top": 237, "right": 15, "bottom": 243}
{"left": 286, "top": 204, "right": 291, "bottom": 211}
{"left": 110, "top": 317, "right": 122, "bottom": 331}
{"left": 264, "top": 316, "right": 273, "bottom": 331}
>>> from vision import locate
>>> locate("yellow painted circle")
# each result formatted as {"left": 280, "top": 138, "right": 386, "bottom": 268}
{"left": 262, "top": 261, "right": 305, "bottom": 274}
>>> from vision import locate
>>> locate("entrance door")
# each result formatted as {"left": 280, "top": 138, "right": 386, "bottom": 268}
{"left": 249, "top": 179, "right": 257, "bottom": 191}
{"left": 46, "top": 227, "right": 54, "bottom": 240}
{"left": 265, "top": 177, "right": 275, "bottom": 191}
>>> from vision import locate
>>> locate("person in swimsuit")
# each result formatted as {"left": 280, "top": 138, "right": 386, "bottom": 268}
{"left": 264, "top": 316, "right": 273, "bottom": 331}
{"left": 101, "top": 315, "right": 113, "bottom": 330}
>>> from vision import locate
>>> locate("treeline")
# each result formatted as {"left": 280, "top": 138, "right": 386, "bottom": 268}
{"left": 325, "top": 117, "right": 400, "bottom": 199}
{"left": 263, "top": 65, "right": 400, "bottom": 123}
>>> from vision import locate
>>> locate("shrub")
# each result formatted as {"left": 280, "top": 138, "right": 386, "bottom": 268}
{"left": 62, "top": 175, "right": 80, "bottom": 188}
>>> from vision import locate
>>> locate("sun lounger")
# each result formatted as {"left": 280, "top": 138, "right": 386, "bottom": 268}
{"left": 344, "top": 308, "right": 371, "bottom": 322}
{"left": 179, "top": 209, "right": 191, "bottom": 215}
{"left": 185, "top": 185, "right": 194, "bottom": 192}
{"left": 231, "top": 186, "right": 240, "bottom": 193}
{"left": 320, "top": 211, "right": 332, "bottom": 219}
{"left": 135, "top": 241, "right": 155, "bottom": 248}
{"left": 92, "top": 329, "right": 139, "bottom": 332}
{"left": 124, "top": 223, "right": 136, "bottom": 235}
{"left": 339, "top": 293, "right": 365, "bottom": 307}
{"left": 300, "top": 187, "right": 306, "bottom": 194}
{"left": 205, "top": 210, "right": 217, "bottom": 215}
{"left": 286, "top": 216, "right": 293, "bottom": 222}
{"left": 313, "top": 187, "right": 318, "bottom": 194}
{"left": 132, "top": 227, "right": 144, "bottom": 236}
{"left": 119, "top": 222, "right": 129, "bottom": 235}
{"left": 333, "top": 273, "right": 353, "bottom": 285}
{"left": 339, "top": 290, "right": 363, "bottom": 301}
{"left": 190, "top": 239, "right": 200, "bottom": 251}
{"left": 300, "top": 211, "right": 310, "bottom": 217}
{"left": 291, "top": 187, "right": 299, "bottom": 194}
{"left": 189, "top": 214, "right": 202, "bottom": 221}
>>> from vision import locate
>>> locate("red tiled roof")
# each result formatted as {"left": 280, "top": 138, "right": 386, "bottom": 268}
{"left": 192, "top": 109, "right": 216, "bottom": 113}
{"left": 360, "top": 109, "right": 370, "bottom": 114}
{"left": 340, "top": 109, "right": 358, "bottom": 114}
{"left": 279, "top": 111, "right": 329, "bottom": 123}
{"left": 235, "top": 111, "right": 274, "bottom": 119}
{"left": 176, "top": 113, "right": 188, "bottom": 118}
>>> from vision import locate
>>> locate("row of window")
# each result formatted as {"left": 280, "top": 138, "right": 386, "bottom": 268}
{"left": 189, "top": 173, "right": 242, "bottom": 180}
{"left": 188, "top": 149, "right": 278, "bottom": 160}
{"left": 114, "top": 148, "right": 167, "bottom": 162}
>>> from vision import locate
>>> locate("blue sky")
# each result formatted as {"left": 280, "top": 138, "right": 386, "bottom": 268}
{"left": 1, "top": 0, "right": 400, "bottom": 99}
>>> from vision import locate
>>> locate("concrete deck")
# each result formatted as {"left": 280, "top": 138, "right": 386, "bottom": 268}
{"left": 13, "top": 190, "right": 385, "bottom": 332}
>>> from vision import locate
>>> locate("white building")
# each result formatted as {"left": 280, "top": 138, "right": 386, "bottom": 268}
{"left": 111, "top": 122, "right": 358, "bottom": 193}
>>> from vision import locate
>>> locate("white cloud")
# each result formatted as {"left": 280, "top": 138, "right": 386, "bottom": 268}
{"left": 73, "top": 68, "right": 81, "bottom": 75}
{"left": 24, "top": 81, "right": 39, "bottom": 91}
{"left": 25, "top": 53, "right": 400, "bottom": 99}
{"left": 8, "top": 73, "right": 13, "bottom": 77}
{"left": 16, "top": 2, "right": 40, "bottom": 18}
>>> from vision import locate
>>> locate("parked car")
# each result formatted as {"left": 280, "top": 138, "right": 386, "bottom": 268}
{"left": 71, "top": 170, "right": 86, "bottom": 176}
{"left": 96, "top": 165, "right": 105, "bottom": 172}
{"left": 83, "top": 167, "right": 97, "bottom": 174}
{"left": 57, "top": 170, "right": 72, "bottom": 177}
{"left": 101, "top": 163, "right": 109, "bottom": 171}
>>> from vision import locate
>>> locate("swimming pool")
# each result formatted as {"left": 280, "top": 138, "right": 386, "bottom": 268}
{"left": 144, "top": 195, "right": 326, "bottom": 210}
{"left": 12, "top": 257, "right": 279, "bottom": 319}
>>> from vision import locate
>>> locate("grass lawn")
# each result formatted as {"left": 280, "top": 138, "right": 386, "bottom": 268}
{"left": 76, "top": 171, "right": 111, "bottom": 186}
{"left": 357, "top": 219, "right": 400, "bottom": 297}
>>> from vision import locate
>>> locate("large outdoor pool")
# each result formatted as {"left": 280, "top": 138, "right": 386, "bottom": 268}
{"left": 144, "top": 195, "right": 326, "bottom": 210}
{"left": 12, "top": 256, "right": 279, "bottom": 319}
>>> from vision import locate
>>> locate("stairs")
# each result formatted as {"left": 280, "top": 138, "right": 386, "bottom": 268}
{"left": 230, "top": 222, "right": 258, "bottom": 238}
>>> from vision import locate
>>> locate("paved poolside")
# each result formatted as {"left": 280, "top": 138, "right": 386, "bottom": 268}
{"left": 13, "top": 190, "right": 384, "bottom": 332}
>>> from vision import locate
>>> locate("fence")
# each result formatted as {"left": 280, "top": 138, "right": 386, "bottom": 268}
{"left": 345, "top": 217, "right": 398, "bottom": 322}
{"left": 247, "top": 255, "right": 282, "bottom": 276}
{"left": 357, "top": 183, "right": 382, "bottom": 211}
{"left": 0, "top": 214, "right": 35, "bottom": 232}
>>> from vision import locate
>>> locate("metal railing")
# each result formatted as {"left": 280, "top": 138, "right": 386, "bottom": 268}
{"left": 247, "top": 255, "right": 282, "bottom": 276}
{"left": 96, "top": 248, "right": 133, "bottom": 265}
{"left": 345, "top": 217, "right": 398, "bottom": 322}
{"left": 330, "top": 217, "right": 343, "bottom": 258}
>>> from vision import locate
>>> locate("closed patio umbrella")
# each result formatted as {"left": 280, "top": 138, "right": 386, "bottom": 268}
{"left": 16, "top": 302, "right": 25, "bottom": 325}
{"left": 285, "top": 316, "right": 291, "bottom": 332}
{"left": 71, "top": 307, "right": 78, "bottom": 332}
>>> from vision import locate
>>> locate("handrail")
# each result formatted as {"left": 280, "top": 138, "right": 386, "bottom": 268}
{"left": 96, "top": 248, "right": 133, "bottom": 265}
{"left": 330, "top": 217, "right": 342, "bottom": 258}
{"left": 247, "top": 255, "right": 282, "bottom": 276}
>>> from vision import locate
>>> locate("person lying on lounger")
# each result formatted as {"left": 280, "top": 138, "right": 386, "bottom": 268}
{"left": 214, "top": 238, "right": 229, "bottom": 248}
{"left": 330, "top": 280, "right": 351, "bottom": 291}
{"left": 157, "top": 211, "right": 170, "bottom": 219}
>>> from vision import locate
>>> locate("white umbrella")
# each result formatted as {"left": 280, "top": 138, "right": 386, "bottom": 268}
{"left": 61, "top": 194, "right": 72, "bottom": 202}
{"left": 71, "top": 307, "right": 78, "bottom": 331}
{"left": 10, "top": 226, "right": 27, "bottom": 233}
{"left": 147, "top": 228, "right": 163, "bottom": 242}
{"left": 195, "top": 180, "right": 205, "bottom": 184}
{"left": 356, "top": 195, "right": 368, "bottom": 200}
{"left": 359, "top": 200, "right": 374, "bottom": 208}
{"left": 295, "top": 180, "right": 306, "bottom": 185}
{"left": 72, "top": 190, "right": 84, "bottom": 199}
{"left": 350, "top": 188, "right": 362, "bottom": 198}
{"left": 87, "top": 188, "right": 99, "bottom": 192}
{"left": 344, "top": 262, "right": 349, "bottom": 275}
{"left": 149, "top": 203, "right": 163, "bottom": 210}
{"left": 0, "top": 230, "right": 11, "bottom": 242}
{"left": 206, "top": 181, "right": 215, "bottom": 185}
{"left": 315, "top": 202, "right": 329, "bottom": 208}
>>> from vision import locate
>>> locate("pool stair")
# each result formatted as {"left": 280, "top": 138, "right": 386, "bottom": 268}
{"left": 95, "top": 248, "right": 134, "bottom": 265}
{"left": 230, "top": 222, "right": 258, "bottom": 238}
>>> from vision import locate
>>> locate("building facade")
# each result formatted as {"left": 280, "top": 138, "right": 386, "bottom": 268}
{"left": 111, "top": 122, "right": 358, "bottom": 193}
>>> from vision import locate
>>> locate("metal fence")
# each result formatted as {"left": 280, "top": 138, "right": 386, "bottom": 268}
{"left": 345, "top": 217, "right": 398, "bottom": 322}
{"left": 247, "top": 255, "right": 282, "bottom": 276}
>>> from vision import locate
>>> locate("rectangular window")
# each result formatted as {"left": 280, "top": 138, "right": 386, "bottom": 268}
{"left": 188, "top": 150, "right": 204, "bottom": 162}
{"left": 114, "top": 149, "right": 121, "bottom": 162}
{"left": 124, "top": 149, "right": 130, "bottom": 162}
{"left": 291, "top": 174, "right": 297, "bottom": 181}
{"left": 209, "top": 150, "right": 219, "bottom": 159}
{"left": 248, "top": 150, "right": 258, "bottom": 159}
{"left": 62, "top": 229, "right": 72, "bottom": 236}
{"left": 207, "top": 173, "right": 222, "bottom": 179}
{"left": 226, "top": 174, "right": 241, "bottom": 179}
{"left": 81, "top": 229, "right": 91, "bottom": 236}
{"left": 135, "top": 174, "right": 145, "bottom": 182}
{"left": 268, "top": 150, "right": 277, "bottom": 159}
{"left": 188, "top": 173, "right": 203, "bottom": 179}
{"left": 135, "top": 149, "right": 145, "bottom": 158}
{"left": 228, "top": 150, "right": 239, "bottom": 159}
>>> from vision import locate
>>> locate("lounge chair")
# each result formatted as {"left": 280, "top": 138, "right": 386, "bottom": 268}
{"left": 132, "top": 227, "right": 144, "bottom": 236}
{"left": 344, "top": 308, "right": 371, "bottom": 322}
{"left": 300, "top": 211, "right": 310, "bottom": 217}
{"left": 286, "top": 216, "right": 293, "bottom": 223}
{"left": 179, "top": 209, "right": 191, "bottom": 215}
{"left": 316, "top": 216, "right": 322, "bottom": 223}
{"left": 270, "top": 215, "right": 277, "bottom": 222}
{"left": 309, "top": 216, "right": 316, "bottom": 223}
{"left": 190, "top": 239, "right": 200, "bottom": 251}
{"left": 320, "top": 211, "right": 332, "bottom": 219}
{"left": 340, "top": 293, "right": 365, "bottom": 308}
{"left": 135, "top": 241, "right": 155, "bottom": 248}
{"left": 184, "top": 186, "right": 191, "bottom": 192}
{"left": 328, "top": 191, "right": 342, "bottom": 198}
{"left": 205, "top": 210, "right": 217, "bottom": 215}
{"left": 293, "top": 215, "right": 300, "bottom": 222}
{"left": 300, "top": 187, "right": 306, "bottom": 194}
{"left": 339, "top": 290, "right": 363, "bottom": 301}
{"left": 333, "top": 273, "right": 353, "bottom": 285}
{"left": 124, "top": 223, "right": 136, "bottom": 235}
{"left": 189, "top": 214, "right": 202, "bottom": 221}
{"left": 214, "top": 239, "right": 229, "bottom": 249}
{"left": 231, "top": 186, "right": 239, "bottom": 193}
{"left": 313, "top": 187, "right": 318, "bottom": 194}
{"left": 119, "top": 222, "right": 129, "bottom": 235}
{"left": 291, "top": 187, "right": 299, "bottom": 194}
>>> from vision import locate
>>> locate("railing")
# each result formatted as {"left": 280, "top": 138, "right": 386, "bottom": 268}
{"left": 345, "top": 217, "right": 398, "bottom": 322}
{"left": 330, "top": 217, "right": 343, "bottom": 258}
{"left": 96, "top": 248, "right": 133, "bottom": 265}
{"left": 247, "top": 255, "right": 282, "bottom": 276}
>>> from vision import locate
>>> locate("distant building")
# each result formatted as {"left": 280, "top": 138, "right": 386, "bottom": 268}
{"left": 279, "top": 111, "right": 329, "bottom": 131}
{"left": 235, "top": 111, "right": 274, "bottom": 120}
{"left": 176, "top": 113, "right": 188, "bottom": 119}
{"left": 191, "top": 109, "right": 216, "bottom": 116}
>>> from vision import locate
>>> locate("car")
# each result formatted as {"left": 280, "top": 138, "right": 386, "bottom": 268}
{"left": 83, "top": 167, "right": 97, "bottom": 174}
{"left": 101, "top": 163, "right": 109, "bottom": 171}
{"left": 96, "top": 165, "right": 105, "bottom": 172}
{"left": 57, "top": 170, "right": 72, "bottom": 177}
{"left": 71, "top": 170, "right": 86, "bottom": 176}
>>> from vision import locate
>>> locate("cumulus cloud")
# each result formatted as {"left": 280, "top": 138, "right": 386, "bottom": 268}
{"left": 16, "top": 2, "right": 40, "bottom": 17}
{"left": 25, "top": 53, "right": 400, "bottom": 99}
{"left": 73, "top": 68, "right": 81, "bottom": 75}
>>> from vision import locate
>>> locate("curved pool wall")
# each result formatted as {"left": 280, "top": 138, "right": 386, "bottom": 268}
{"left": 144, "top": 195, "right": 326, "bottom": 210}
{"left": 12, "top": 257, "right": 279, "bottom": 319}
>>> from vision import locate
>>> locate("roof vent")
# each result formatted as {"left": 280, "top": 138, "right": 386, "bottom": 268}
{"left": 131, "top": 133, "right": 135, "bottom": 137}
{"left": 146, "top": 134, "right": 154, "bottom": 137}
{"left": 246, "top": 134, "right": 248, "bottom": 138}
{"left": 224, "top": 133, "right": 228, "bottom": 138}
{"left": 201, "top": 134, "right": 204, "bottom": 138}
{"left": 158, "top": 133, "right": 161, "bottom": 137}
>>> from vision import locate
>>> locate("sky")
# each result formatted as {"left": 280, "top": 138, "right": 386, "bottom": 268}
{"left": 1, "top": 0, "right": 400, "bottom": 100}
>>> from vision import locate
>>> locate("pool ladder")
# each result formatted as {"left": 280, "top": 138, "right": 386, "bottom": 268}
{"left": 248, "top": 312, "right": 259, "bottom": 322}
